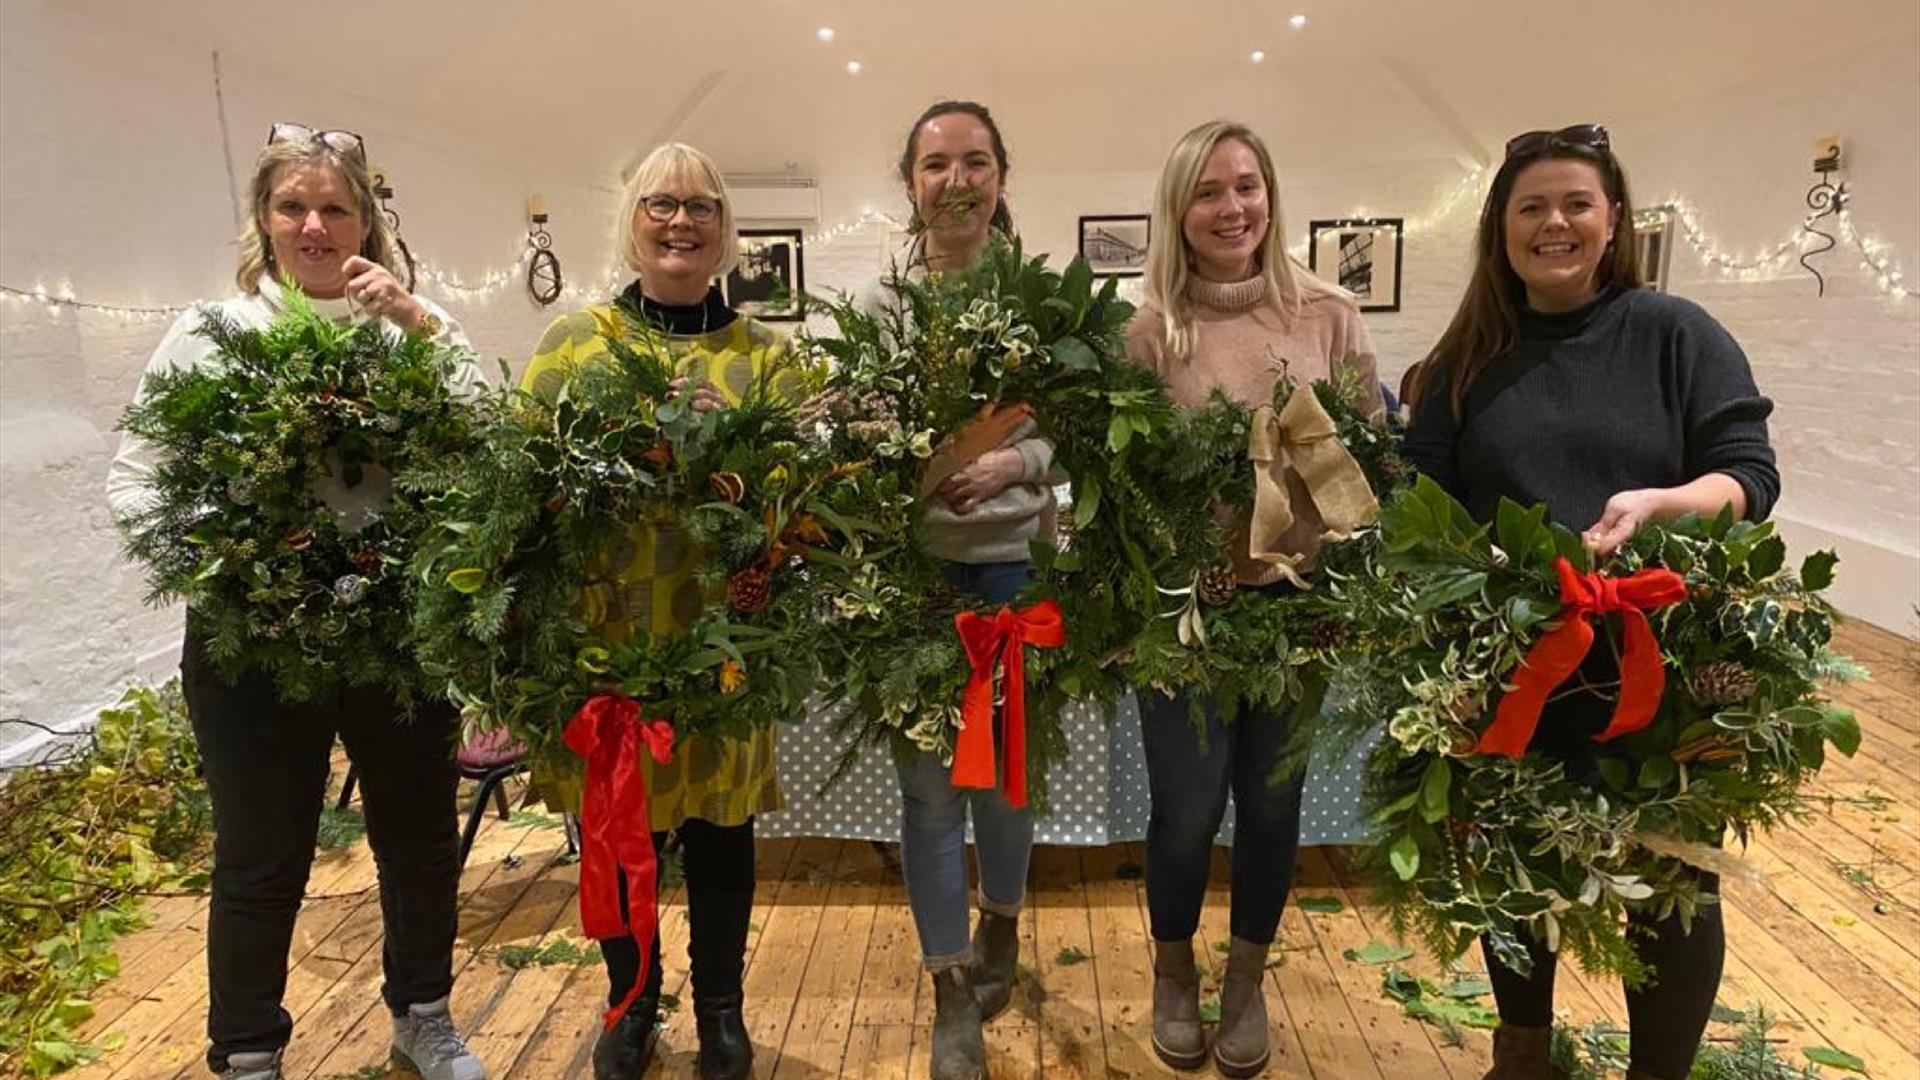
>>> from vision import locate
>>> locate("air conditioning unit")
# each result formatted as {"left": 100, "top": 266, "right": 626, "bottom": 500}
{"left": 724, "top": 173, "right": 820, "bottom": 222}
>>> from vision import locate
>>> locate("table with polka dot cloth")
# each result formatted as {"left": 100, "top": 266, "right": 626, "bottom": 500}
{"left": 760, "top": 691, "right": 1378, "bottom": 847}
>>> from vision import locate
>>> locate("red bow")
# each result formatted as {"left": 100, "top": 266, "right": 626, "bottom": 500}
{"left": 1477, "top": 557, "right": 1688, "bottom": 758}
{"left": 950, "top": 599, "right": 1066, "bottom": 808}
{"left": 563, "top": 693, "right": 675, "bottom": 1031}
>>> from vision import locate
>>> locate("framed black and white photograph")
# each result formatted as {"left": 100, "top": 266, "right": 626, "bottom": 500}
{"left": 1308, "top": 217, "right": 1404, "bottom": 313}
{"left": 1634, "top": 204, "right": 1676, "bottom": 293}
{"left": 1078, "top": 214, "right": 1150, "bottom": 276}
{"left": 723, "top": 227, "right": 805, "bottom": 321}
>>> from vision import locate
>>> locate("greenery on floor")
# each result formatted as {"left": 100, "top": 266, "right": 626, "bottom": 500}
{"left": 0, "top": 684, "right": 209, "bottom": 1078}
{"left": 1550, "top": 1006, "right": 1870, "bottom": 1079}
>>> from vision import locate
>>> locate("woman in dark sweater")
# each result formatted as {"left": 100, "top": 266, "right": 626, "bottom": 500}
{"left": 1404, "top": 125, "right": 1778, "bottom": 1080}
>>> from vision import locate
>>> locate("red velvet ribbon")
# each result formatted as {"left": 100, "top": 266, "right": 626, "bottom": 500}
{"left": 563, "top": 693, "right": 675, "bottom": 1031}
{"left": 950, "top": 599, "right": 1066, "bottom": 808}
{"left": 1477, "top": 557, "right": 1688, "bottom": 758}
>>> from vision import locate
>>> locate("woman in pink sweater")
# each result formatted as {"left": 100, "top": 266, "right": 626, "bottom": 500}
{"left": 1125, "top": 120, "right": 1382, "bottom": 1078}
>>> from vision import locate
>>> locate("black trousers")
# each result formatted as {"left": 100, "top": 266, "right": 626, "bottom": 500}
{"left": 1137, "top": 673, "right": 1325, "bottom": 946}
{"left": 1483, "top": 651, "right": 1726, "bottom": 1080}
{"left": 601, "top": 816, "right": 757, "bottom": 1008}
{"left": 181, "top": 628, "right": 461, "bottom": 1071}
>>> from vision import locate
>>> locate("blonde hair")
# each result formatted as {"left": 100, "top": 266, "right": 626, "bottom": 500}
{"left": 234, "top": 138, "right": 397, "bottom": 295}
{"left": 615, "top": 142, "right": 739, "bottom": 280}
{"left": 1144, "top": 120, "right": 1344, "bottom": 363}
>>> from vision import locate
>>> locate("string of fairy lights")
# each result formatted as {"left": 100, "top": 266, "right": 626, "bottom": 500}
{"left": 2, "top": 177, "right": 1911, "bottom": 321}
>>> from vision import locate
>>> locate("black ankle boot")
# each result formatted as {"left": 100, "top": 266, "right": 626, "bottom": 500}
{"left": 694, "top": 992, "right": 752, "bottom": 1080}
{"left": 591, "top": 994, "right": 659, "bottom": 1080}
{"left": 968, "top": 909, "right": 1020, "bottom": 1021}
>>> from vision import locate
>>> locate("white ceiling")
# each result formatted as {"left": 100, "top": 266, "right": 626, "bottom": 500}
{"left": 63, "top": 0, "right": 1920, "bottom": 179}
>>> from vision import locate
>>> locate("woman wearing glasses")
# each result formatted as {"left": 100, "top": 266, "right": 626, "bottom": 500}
{"left": 1125, "top": 120, "right": 1382, "bottom": 1078}
{"left": 106, "top": 125, "right": 486, "bottom": 1080}
{"left": 1403, "top": 125, "right": 1778, "bottom": 1080}
{"left": 521, "top": 143, "right": 801, "bottom": 1080}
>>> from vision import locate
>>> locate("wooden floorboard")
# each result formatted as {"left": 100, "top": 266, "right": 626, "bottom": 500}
{"left": 71, "top": 621, "right": 1919, "bottom": 1077}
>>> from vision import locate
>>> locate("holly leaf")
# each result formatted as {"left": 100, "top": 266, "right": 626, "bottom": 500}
{"left": 1800, "top": 549, "right": 1839, "bottom": 591}
{"left": 1746, "top": 535, "right": 1786, "bottom": 581}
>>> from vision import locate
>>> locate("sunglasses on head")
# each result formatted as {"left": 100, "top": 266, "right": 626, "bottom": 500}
{"left": 267, "top": 122, "right": 366, "bottom": 162}
{"left": 1504, "top": 124, "right": 1610, "bottom": 160}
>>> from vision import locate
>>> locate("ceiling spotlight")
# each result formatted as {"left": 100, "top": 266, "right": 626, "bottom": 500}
{"left": 817, "top": 27, "right": 835, "bottom": 42}
{"left": 1250, "top": 49, "right": 1266, "bottom": 63}
{"left": 846, "top": 60, "right": 863, "bottom": 74}
{"left": 1289, "top": 14, "right": 1307, "bottom": 28}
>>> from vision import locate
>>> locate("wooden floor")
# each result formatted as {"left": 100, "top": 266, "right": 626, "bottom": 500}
{"left": 69, "top": 621, "right": 1920, "bottom": 1080}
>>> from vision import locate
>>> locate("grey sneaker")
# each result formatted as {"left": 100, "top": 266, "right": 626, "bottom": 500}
{"left": 217, "top": 1050, "right": 283, "bottom": 1080}
{"left": 391, "top": 996, "right": 487, "bottom": 1080}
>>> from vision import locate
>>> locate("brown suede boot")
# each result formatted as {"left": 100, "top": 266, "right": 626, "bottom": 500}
{"left": 1150, "top": 938, "right": 1206, "bottom": 1070}
{"left": 1212, "top": 937, "right": 1271, "bottom": 1079}
{"left": 1482, "top": 1024, "right": 1566, "bottom": 1079}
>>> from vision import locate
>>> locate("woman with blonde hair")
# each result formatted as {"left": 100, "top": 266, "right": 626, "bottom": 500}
{"left": 1126, "top": 119, "right": 1383, "bottom": 1077}
{"left": 522, "top": 142, "right": 802, "bottom": 1080}
{"left": 107, "top": 124, "right": 485, "bottom": 1080}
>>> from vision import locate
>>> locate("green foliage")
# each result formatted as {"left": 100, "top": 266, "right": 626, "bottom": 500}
{"left": 0, "top": 684, "right": 210, "bottom": 1077}
{"left": 1551, "top": 1006, "right": 1861, "bottom": 1078}
{"left": 1379, "top": 966, "right": 1498, "bottom": 1044}
{"left": 406, "top": 300, "right": 873, "bottom": 762}
{"left": 1338, "top": 481, "right": 1860, "bottom": 984}
{"left": 117, "top": 288, "right": 482, "bottom": 703}
{"left": 801, "top": 236, "right": 1400, "bottom": 789}
{"left": 486, "top": 937, "right": 602, "bottom": 970}
{"left": 314, "top": 804, "right": 365, "bottom": 851}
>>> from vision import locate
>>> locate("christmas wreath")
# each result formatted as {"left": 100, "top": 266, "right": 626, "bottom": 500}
{"left": 799, "top": 238, "right": 1399, "bottom": 798}
{"left": 1119, "top": 366, "right": 1408, "bottom": 718}
{"left": 405, "top": 303, "right": 878, "bottom": 757}
{"left": 1338, "top": 476, "right": 1860, "bottom": 981}
{"left": 117, "top": 289, "right": 481, "bottom": 701}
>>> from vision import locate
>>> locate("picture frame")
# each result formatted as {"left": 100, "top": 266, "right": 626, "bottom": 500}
{"left": 1634, "top": 204, "right": 1676, "bottom": 293}
{"left": 1078, "top": 214, "right": 1150, "bottom": 276}
{"left": 1308, "top": 217, "right": 1404, "bottom": 313}
{"left": 723, "top": 227, "right": 805, "bottom": 321}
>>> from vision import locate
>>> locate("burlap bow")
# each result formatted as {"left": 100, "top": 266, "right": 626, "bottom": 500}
{"left": 1246, "top": 387, "right": 1379, "bottom": 586}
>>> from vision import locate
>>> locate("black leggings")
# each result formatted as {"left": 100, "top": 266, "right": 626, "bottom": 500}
{"left": 601, "top": 816, "right": 757, "bottom": 1007}
{"left": 1484, "top": 874, "right": 1724, "bottom": 1079}
{"left": 1487, "top": 656, "right": 1726, "bottom": 1080}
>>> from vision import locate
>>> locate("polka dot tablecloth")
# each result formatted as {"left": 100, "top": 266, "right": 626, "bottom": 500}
{"left": 760, "top": 691, "right": 1379, "bottom": 847}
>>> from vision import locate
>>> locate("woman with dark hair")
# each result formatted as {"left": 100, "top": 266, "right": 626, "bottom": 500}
{"left": 865, "top": 100, "right": 1055, "bottom": 1080}
{"left": 1403, "top": 125, "right": 1779, "bottom": 1080}
{"left": 107, "top": 125, "right": 485, "bottom": 1080}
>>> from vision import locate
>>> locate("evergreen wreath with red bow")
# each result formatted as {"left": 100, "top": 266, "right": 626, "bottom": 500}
{"left": 1335, "top": 476, "right": 1861, "bottom": 983}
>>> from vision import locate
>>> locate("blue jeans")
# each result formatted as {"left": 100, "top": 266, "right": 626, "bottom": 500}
{"left": 894, "top": 560, "right": 1037, "bottom": 969}
{"left": 1137, "top": 672, "right": 1326, "bottom": 946}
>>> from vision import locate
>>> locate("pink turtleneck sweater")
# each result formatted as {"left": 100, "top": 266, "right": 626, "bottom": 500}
{"left": 1126, "top": 273, "right": 1383, "bottom": 585}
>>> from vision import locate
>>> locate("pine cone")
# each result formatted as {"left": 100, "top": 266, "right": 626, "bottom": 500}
{"left": 1687, "top": 660, "right": 1756, "bottom": 708}
{"left": 727, "top": 568, "right": 773, "bottom": 614}
{"left": 1197, "top": 565, "right": 1238, "bottom": 607}
{"left": 1308, "top": 619, "right": 1348, "bottom": 650}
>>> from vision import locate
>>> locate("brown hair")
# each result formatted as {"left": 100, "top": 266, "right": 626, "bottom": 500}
{"left": 897, "top": 100, "right": 1014, "bottom": 237}
{"left": 1412, "top": 137, "right": 1641, "bottom": 418}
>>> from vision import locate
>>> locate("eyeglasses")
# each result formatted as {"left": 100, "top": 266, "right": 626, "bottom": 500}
{"left": 638, "top": 194, "right": 723, "bottom": 224}
{"left": 1504, "top": 124, "right": 1611, "bottom": 160}
{"left": 267, "top": 122, "right": 366, "bottom": 162}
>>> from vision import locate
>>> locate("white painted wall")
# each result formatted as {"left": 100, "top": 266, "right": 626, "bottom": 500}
{"left": 3, "top": 8, "right": 1914, "bottom": 757}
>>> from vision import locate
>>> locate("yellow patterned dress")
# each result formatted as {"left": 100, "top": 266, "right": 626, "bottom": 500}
{"left": 522, "top": 286, "right": 803, "bottom": 832}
